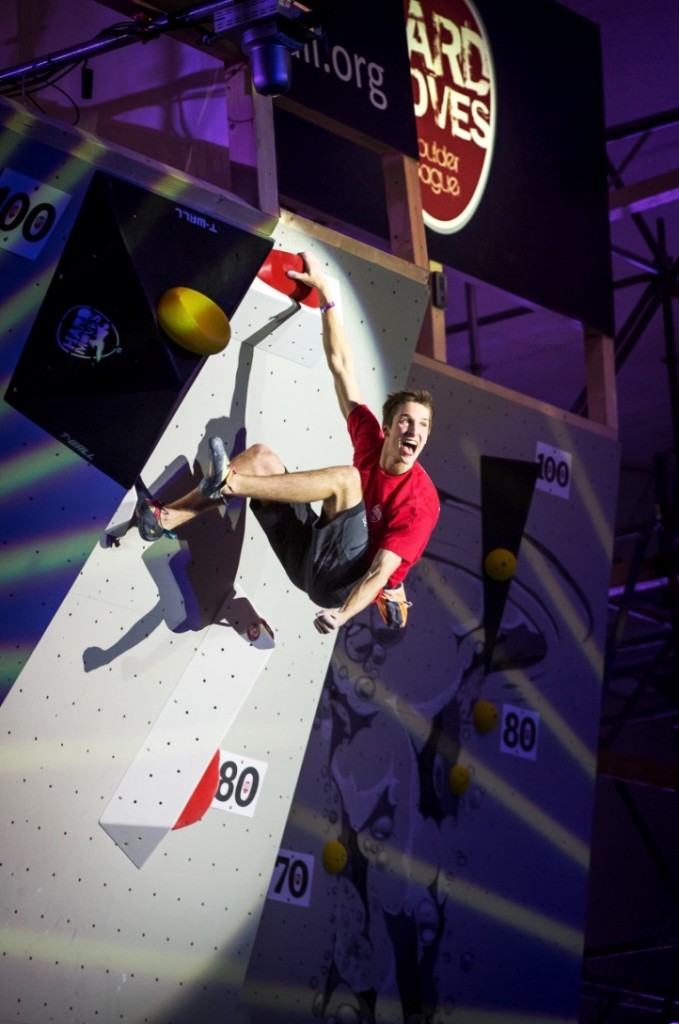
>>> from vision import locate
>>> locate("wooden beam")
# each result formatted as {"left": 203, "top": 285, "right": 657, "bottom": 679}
{"left": 94, "top": 0, "right": 242, "bottom": 62}
{"left": 609, "top": 166, "right": 679, "bottom": 221}
{"left": 381, "top": 152, "right": 428, "bottom": 269}
{"left": 377, "top": 151, "right": 446, "bottom": 363}
{"left": 609, "top": 554, "right": 677, "bottom": 595}
{"left": 416, "top": 264, "right": 447, "bottom": 363}
{"left": 584, "top": 327, "right": 618, "bottom": 432}
{"left": 598, "top": 750, "right": 679, "bottom": 792}
{"left": 225, "top": 68, "right": 279, "bottom": 217}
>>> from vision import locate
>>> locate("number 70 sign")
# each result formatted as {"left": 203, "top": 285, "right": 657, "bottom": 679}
{"left": 267, "top": 849, "right": 315, "bottom": 908}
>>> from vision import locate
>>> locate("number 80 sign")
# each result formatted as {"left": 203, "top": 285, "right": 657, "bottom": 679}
{"left": 210, "top": 750, "right": 268, "bottom": 818}
{"left": 500, "top": 704, "right": 540, "bottom": 761}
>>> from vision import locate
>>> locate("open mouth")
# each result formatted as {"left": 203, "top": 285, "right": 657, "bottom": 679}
{"left": 401, "top": 438, "right": 417, "bottom": 454}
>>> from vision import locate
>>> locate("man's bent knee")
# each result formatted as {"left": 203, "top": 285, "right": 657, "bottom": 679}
{"left": 233, "top": 443, "right": 285, "bottom": 476}
{"left": 328, "top": 465, "right": 363, "bottom": 515}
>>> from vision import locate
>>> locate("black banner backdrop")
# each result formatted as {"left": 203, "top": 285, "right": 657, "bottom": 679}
{"left": 276, "top": 0, "right": 613, "bottom": 337}
{"left": 284, "top": 0, "right": 418, "bottom": 158}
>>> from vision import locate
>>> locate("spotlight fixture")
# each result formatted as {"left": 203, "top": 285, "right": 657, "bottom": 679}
{"left": 213, "top": 0, "right": 326, "bottom": 96}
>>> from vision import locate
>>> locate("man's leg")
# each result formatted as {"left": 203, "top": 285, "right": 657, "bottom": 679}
{"left": 156, "top": 443, "right": 362, "bottom": 532}
{"left": 225, "top": 448, "right": 362, "bottom": 519}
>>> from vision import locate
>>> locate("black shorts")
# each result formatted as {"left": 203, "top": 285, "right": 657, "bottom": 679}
{"left": 250, "top": 499, "right": 369, "bottom": 608}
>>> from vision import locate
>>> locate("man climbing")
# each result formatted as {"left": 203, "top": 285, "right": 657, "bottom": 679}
{"left": 137, "top": 252, "right": 439, "bottom": 634}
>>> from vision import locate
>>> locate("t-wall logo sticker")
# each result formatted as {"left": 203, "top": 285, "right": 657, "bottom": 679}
{"left": 0, "top": 167, "right": 71, "bottom": 259}
{"left": 406, "top": 0, "right": 496, "bottom": 233}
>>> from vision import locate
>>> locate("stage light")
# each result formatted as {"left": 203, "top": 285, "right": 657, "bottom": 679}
{"left": 239, "top": 21, "right": 301, "bottom": 97}
{"left": 213, "top": 0, "right": 326, "bottom": 97}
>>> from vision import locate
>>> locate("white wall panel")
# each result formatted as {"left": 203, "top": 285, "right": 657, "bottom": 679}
{"left": 0, "top": 112, "right": 430, "bottom": 1022}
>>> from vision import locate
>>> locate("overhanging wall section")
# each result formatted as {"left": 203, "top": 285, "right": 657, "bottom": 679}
{"left": 239, "top": 354, "right": 620, "bottom": 1023}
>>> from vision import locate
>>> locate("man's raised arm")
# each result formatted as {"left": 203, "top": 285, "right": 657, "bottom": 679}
{"left": 288, "top": 251, "right": 363, "bottom": 420}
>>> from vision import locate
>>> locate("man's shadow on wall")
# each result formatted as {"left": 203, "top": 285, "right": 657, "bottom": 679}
{"left": 82, "top": 343, "right": 266, "bottom": 672}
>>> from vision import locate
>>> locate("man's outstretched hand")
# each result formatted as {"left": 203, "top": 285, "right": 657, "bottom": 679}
{"left": 314, "top": 609, "right": 345, "bottom": 634}
{"left": 287, "top": 251, "right": 331, "bottom": 304}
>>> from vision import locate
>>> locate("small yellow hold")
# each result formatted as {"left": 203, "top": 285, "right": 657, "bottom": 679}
{"left": 449, "top": 764, "right": 471, "bottom": 796}
{"left": 473, "top": 699, "right": 499, "bottom": 733}
{"left": 322, "top": 839, "right": 348, "bottom": 874}
{"left": 157, "top": 287, "right": 231, "bottom": 355}
{"left": 484, "top": 547, "right": 517, "bottom": 581}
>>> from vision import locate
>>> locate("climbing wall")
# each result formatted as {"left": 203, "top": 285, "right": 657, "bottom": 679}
{"left": 239, "top": 357, "right": 620, "bottom": 1023}
{"left": 0, "top": 105, "right": 430, "bottom": 1024}
{"left": 1, "top": 99, "right": 620, "bottom": 1024}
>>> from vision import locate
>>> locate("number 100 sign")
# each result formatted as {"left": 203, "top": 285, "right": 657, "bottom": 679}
{"left": 535, "top": 441, "right": 572, "bottom": 500}
{"left": 0, "top": 167, "right": 71, "bottom": 260}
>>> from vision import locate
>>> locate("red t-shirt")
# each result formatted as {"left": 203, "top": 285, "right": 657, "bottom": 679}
{"left": 348, "top": 405, "right": 440, "bottom": 588}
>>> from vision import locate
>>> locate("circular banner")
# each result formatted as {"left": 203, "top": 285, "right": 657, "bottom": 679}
{"left": 406, "top": 0, "right": 496, "bottom": 234}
